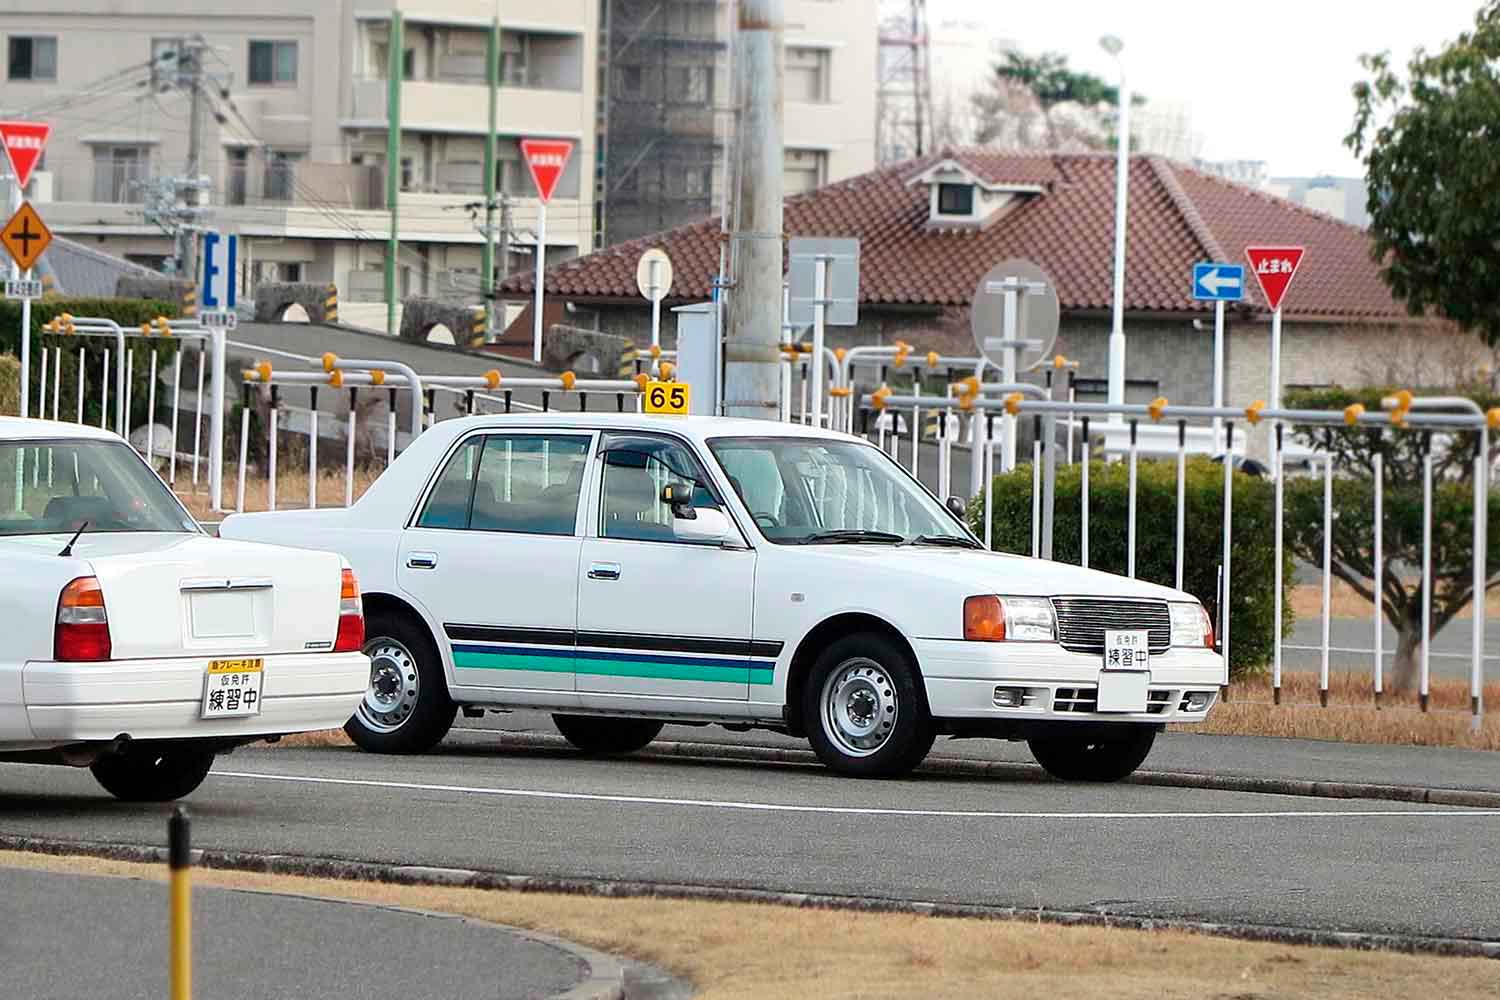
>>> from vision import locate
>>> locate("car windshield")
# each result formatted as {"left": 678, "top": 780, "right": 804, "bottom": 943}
{"left": 708, "top": 436, "right": 971, "bottom": 545}
{"left": 0, "top": 439, "right": 200, "bottom": 537}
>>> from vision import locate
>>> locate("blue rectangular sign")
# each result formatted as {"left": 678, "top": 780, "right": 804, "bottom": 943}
{"left": 200, "top": 230, "right": 237, "bottom": 311}
{"left": 1192, "top": 262, "right": 1244, "bottom": 302}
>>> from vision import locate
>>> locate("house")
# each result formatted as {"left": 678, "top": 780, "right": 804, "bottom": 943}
{"left": 501, "top": 148, "right": 1471, "bottom": 412}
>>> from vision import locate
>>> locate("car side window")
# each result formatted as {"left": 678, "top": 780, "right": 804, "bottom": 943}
{"left": 415, "top": 437, "right": 483, "bottom": 529}
{"left": 471, "top": 434, "right": 592, "bottom": 535}
{"left": 598, "top": 434, "right": 717, "bottom": 543}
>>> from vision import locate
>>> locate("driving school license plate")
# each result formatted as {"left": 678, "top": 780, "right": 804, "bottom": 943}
{"left": 1103, "top": 630, "right": 1149, "bottom": 672}
{"left": 1098, "top": 630, "right": 1149, "bottom": 713}
{"left": 201, "top": 658, "right": 264, "bottom": 719}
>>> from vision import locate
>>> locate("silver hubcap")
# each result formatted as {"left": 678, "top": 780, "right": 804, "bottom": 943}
{"left": 820, "top": 657, "right": 899, "bottom": 757}
{"left": 358, "top": 639, "right": 420, "bottom": 734}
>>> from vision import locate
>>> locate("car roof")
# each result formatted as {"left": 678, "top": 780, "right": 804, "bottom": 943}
{"left": 0, "top": 417, "right": 123, "bottom": 443}
{"left": 431, "top": 412, "right": 868, "bottom": 445}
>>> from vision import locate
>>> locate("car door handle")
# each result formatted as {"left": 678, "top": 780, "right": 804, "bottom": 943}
{"left": 407, "top": 552, "right": 438, "bottom": 570}
{"left": 587, "top": 562, "right": 621, "bottom": 581}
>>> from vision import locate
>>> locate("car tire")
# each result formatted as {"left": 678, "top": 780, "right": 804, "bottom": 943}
{"left": 346, "top": 612, "right": 456, "bottom": 754}
{"left": 90, "top": 747, "right": 215, "bottom": 802}
{"left": 1027, "top": 725, "right": 1157, "bottom": 782}
{"left": 803, "top": 632, "right": 935, "bottom": 778}
{"left": 552, "top": 715, "right": 664, "bottom": 755}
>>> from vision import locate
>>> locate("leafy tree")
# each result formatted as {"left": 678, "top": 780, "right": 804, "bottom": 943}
{"left": 1283, "top": 387, "right": 1500, "bottom": 691}
{"left": 973, "top": 51, "right": 1142, "bottom": 151}
{"left": 1347, "top": 2, "right": 1500, "bottom": 344}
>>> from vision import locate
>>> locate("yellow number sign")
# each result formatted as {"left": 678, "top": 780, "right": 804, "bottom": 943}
{"left": 644, "top": 380, "right": 690, "bottom": 415}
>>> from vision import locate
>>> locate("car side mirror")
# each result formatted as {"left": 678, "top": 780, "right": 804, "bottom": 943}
{"left": 661, "top": 481, "right": 698, "bottom": 520}
{"left": 673, "top": 506, "right": 731, "bottom": 545}
{"left": 945, "top": 496, "right": 968, "bottom": 520}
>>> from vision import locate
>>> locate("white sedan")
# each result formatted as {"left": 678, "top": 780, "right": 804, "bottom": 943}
{"left": 0, "top": 418, "right": 369, "bottom": 801}
{"left": 222, "top": 413, "right": 1223, "bottom": 781}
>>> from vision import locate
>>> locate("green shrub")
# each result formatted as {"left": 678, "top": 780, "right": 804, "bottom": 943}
{"left": 0, "top": 298, "right": 181, "bottom": 428}
{"left": 969, "top": 457, "right": 1294, "bottom": 676}
{"left": 0, "top": 354, "right": 18, "bottom": 416}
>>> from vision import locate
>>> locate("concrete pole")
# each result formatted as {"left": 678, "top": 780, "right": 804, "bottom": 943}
{"left": 182, "top": 37, "right": 205, "bottom": 282}
{"left": 1106, "top": 60, "right": 1130, "bottom": 418}
{"left": 722, "top": 0, "right": 784, "bottom": 420}
{"left": 384, "top": 11, "right": 404, "bottom": 338}
{"left": 481, "top": 16, "right": 500, "bottom": 335}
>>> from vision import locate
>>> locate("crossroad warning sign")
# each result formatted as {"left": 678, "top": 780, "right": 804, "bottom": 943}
{"left": 1, "top": 200, "right": 51, "bottom": 271}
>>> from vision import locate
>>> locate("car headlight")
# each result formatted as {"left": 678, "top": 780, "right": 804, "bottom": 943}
{"left": 1169, "top": 601, "right": 1215, "bottom": 648}
{"left": 963, "top": 595, "right": 1056, "bottom": 642}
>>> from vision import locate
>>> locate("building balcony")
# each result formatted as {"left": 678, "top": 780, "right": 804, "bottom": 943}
{"left": 348, "top": 79, "right": 586, "bottom": 135}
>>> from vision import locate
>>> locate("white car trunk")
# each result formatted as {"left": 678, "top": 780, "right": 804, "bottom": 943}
{"left": 68, "top": 533, "right": 344, "bottom": 660}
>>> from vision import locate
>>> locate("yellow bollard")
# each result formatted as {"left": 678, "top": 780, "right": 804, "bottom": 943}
{"left": 168, "top": 806, "right": 192, "bottom": 1000}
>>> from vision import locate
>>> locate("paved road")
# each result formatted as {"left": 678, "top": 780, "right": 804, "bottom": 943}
{"left": 1283, "top": 616, "right": 1499, "bottom": 681}
{"left": 0, "top": 864, "right": 589, "bottom": 1000}
{"left": 1, "top": 734, "right": 1496, "bottom": 945}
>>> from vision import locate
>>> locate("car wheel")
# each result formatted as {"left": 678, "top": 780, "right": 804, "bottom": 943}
{"left": 1027, "top": 725, "right": 1157, "bottom": 782}
{"left": 803, "top": 632, "right": 935, "bottom": 778}
{"left": 346, "top": 612, "right": 456, "bottom": 754}
{"left": 552, "top": 715, "right": 664, "bottom": 754}
{"left": 90, "top": 747, "right": 215, "bottom": 802}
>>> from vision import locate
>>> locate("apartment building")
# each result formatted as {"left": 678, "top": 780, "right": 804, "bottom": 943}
{"left": 1, "top": 0, "right": 874, "bottom": 315}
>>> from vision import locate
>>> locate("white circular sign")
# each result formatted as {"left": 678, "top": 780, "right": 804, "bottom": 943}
{"left": 970, "top": 258, "right": 1060, "bottom": 373}
{"left": 636, "top": 248, "right": 674, "bottom": 303}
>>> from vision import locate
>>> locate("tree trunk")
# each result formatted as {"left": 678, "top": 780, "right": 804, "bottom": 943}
{"left": 1390, "top": 620, "right": 1423, "bottom": 693}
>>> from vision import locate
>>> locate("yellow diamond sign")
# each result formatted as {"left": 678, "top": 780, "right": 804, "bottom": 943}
{"left": 1, "top": 201, "right": 51, "bottom": 272}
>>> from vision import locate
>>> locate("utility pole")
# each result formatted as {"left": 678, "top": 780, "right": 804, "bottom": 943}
{"left": 181, "top": 36, "right": 206, "bottom": 281}
{"left": 480, "top": 15, "right": 500, "bottom": 335}
{"left": 384, "top": 10, "right": 404, "bottom": 337}
{"left": 722, "top": 0, "right": 784, "bottom": 420}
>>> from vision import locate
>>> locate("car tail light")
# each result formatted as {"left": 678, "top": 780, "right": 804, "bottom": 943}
{"left": 333, "top": 567, "right": 365, "bottom": 653}
{"left": 964, "top": 595, "right": 1005, "bottom": 641}
{"left": 55, "top": 576, "right": 111, "bottom": 661}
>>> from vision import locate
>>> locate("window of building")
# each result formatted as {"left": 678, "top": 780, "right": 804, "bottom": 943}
{"left": 500, "top": 32, "right": 529, "bottom": 86}
{"left": 785, "top": 46, "right": 829, "bottom": 103}
{"left": 226, "top": 147, "right": 249, "bottom": 206}
{"left": 248, "top": 40, "right": 297, "bottom": 85}
{"left": 91, "top": 146, "right": 149, "bottom": 203}
{"left": 683, "top": 166, "right": 708, "bottom": 197}
{"left": 619, "top": 65, "right": 642, "bottom": 95}
{"left": 263, "top": 150, "right": 302, "bottom": 201}
{"left": 8, "top": 36, "right": 58, "bottom": 81}
{"left": 672, "top": 65, "right": 712, "bottom": 105}
{"left": 782, "top": 149, "right": 826, "bottom": 195}
{"left": 937, "top": 182, "right": 974, "bottom": 216}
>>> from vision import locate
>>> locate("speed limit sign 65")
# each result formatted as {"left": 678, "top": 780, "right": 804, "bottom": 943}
{"left": 644, "top": 380, "right": 690, "bottom": 415}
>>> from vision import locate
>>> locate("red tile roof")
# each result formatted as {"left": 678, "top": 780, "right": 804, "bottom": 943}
{"left": 503, "top": 149, "right": 1406, "bottom": 322}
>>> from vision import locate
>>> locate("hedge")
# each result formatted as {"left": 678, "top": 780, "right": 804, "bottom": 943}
{"left": 969, "top": 457, "right": 1294, "bottom": 676}
{"left": 0, "top": 354, "right": 18, "bottom": 416}
{"left": 0, "top": 297, "right": 181, "bottom": 428}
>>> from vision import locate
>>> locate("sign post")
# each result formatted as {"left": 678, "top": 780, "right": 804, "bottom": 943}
{"left": 0, "top": 121, "right": 51, "bottom": 420}
{"left": 1191, "top": 262, "right": 1246, "bottom": 450}
{"left": 635, "top": 247, "right": 674, "bottom": 365}
{"left": 971, "top": 259, "right": 1059, "bottom": 479}
{"left": 519, "top": 139, "right": 574, "bottom": 365}
{"left": 788, "top": 237, "right": 860, "bottom": 429}
{"left": 1245, "top": 245, "right": 1306, "bottom": 459}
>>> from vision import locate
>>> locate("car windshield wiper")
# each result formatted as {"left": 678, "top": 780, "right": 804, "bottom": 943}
{"left": 792, "top": 529, "right": 905, "bottom": 545}
{"left": 905, "top": 533, "right": 983, "bottom": 549}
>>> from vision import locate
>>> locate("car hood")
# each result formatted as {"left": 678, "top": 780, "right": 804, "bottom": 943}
{"left": 784, "top": 543, "right": 1191, "bottom": 602}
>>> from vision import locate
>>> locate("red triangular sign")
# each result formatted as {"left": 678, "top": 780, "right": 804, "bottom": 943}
{"left": 1245, "top": 245, "right": 1306, "bottom": 312}
{"left": 519, "top": 139, "right": 574, "bottom": 205}
{"left": 0, "top": 121, "right": 51, "bottom": 190}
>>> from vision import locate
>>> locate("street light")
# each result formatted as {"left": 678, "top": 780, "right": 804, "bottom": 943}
{"left": 1100, "top": 34, "right": 1129, "bottom": 420}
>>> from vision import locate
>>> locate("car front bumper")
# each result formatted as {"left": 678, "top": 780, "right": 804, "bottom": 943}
{"left": 20, "top": 652, "right": 368, "bottom": 743}
{"left": 915, "top": 638, "right": 1224, "bottom": 725}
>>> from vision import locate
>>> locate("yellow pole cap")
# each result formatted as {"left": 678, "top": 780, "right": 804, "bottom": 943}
{"left": 328, "top": 370, "right": 344, "bottom": 388}
{"left": 560, "top": 370, "right": 577, "bottom": 390}
{"left": 829, "top": 386, "right": 852, "bottom": 397}
{"left": 1148, "top": 397, "right": 1168, "bottom": 421}
{"left": 634, "top": 372, "right": 650, "bottom": 391}
{"left": 60, "top": 313, "right": 73, "bottom": 323}
{"left": 484, "top": 370, "right": 501, "bottom": 389}
{"left": 871, "top": 384, "right": 892, "bottom": 410}
{"left": 1053, "top": 354, "right": 1069, "bottom": 369}
{"left": 1004, "top": 392, "right": 1023, "bottom": 416}
{"left": 659, "top": 362, "right": 675, "bottom": 381}
{"left": 255, "top": 360, "right": 272, "bottom": 382}
{"left": 140, "top": 322, "right": 153, "bottom": 336}
{"left": 958, "top": 393, "right": 975, "bottom": 411}
{"left": 1344, "top": 403, "right": 1365, "bottom": 425}
{"left": 926, "top": 351, "right": 940, "bottom": 368}
{"left": 1394, "top": 389, "right": 1414, "bottom": 410}
{"left": 322, "top": 352, "right": 338, "bottom": 373}
{"left": 1245, "top": 400, "right": 1266, "bottom": 424}
{"left": 834, "top": 347, "right": 847, "bottom": 362}
{"left": 370, "top": 369, "right": 386, "bottom": 386}
{"left": 649, "top": 344, "right": 663, "bottom": 358}
{"left": 1488, "top": 408, "right": 1500, "bottom": 430}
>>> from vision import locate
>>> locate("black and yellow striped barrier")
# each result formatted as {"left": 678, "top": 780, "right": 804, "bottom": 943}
{"left": 324, "top": 283, "right": 339, "bottom": 324}
{"left": 169, "top": 806, "right": 192, "bottom": 1000}
{"left": 617, "top": 341, "right": 638, "bottom": 378}
{"left": 469, "top": 306, "right": 487, "bottom": 347}
{"left": 182, "top": 288, "right": 197, "bottom": 318}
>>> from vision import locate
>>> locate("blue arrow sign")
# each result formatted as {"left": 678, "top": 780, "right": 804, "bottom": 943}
{"left": 1192, "top": 262, "right": 1244, "bottom": 302}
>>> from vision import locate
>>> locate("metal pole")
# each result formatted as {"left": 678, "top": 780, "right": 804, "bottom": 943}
{"left": 1373, "top": 449, "right": 1383, "bottom": 703}
{"left": 147, "top": 349, "right": 157, "bottom": 469}
{"left": 267, "top": 386, "right": 279, "bottom": 513}
{"left": 811, "top": 257, "right": 827, "bottom": 428}
{"left": 168, "top": 807, "right": 192, "bottom": 1000}
{"left": 649, "top": 258, "right": 662, "bottom": 353}
{"left": 307, "top": 386, "right": 319, "bottom": 510}
{"left": 170, "top": 350, "right": 182, "bottom": 483}
{"left": 532, "top": 201, "right": 547, "bottom": 364}
{"left": 182, "top": 38, "right": 205, "bottom": 281}
{"left": 910, "top": 378, "right": 920, "bottom": 476}
{"left": 100, "top": 349, "right": 109, "bottom": 430}
{"left": 1421, "top": 442, "right": 1433, "bottom": 710}
{"left": 235, "top": 384, "right": 250, "bottom": 513}
{"left": 1126, "top": 419, "right": 1138, "bottom": 578}
{"left": 192, "top": 347, "right": 205, "bottom": 485}
{"left": 36, "top": 346, "right": 46, "bottom": 421}
{"left": 1212, "top": 299, "right": 1225, "bottom": 448}
{"left": 1081, "top": 417, "right": 1091, "bottom": 568}
{"left": 50, "top": 344, "right": 60, "bottom": 421}
{"left": 124, "top": 348, "right": 134, "bottom": 448}
{"left": 480, "top": 15, "right": 500, "bottom": 331}
{"left": 346, "top": 388, "right": 357, "bottom": 508}
{"left": 1220, "top": 421, "right": 1234, "bottom": 686}
{"left": 76, "top": 347, "right": 85, "bottom": 424}
{"left": 1320, "top": 454, "right": 1333, "bottom": 706}
{"left": 1473, "top": 426, "right": 1488, "bottom": 726}
{"left": 1174, "top": 420, "right": 1186, "bottom": 590}
{"left": 1273, "top": 423, "right": 1285, "bottom": 701}
{"left": 1268, "top": 306, "right": 1283, "bottom": 469}
{"left": 384, "top": 9, "right": 404, "bottom": 338}
{"left": 983, "top": 415, "right": 994, "bottom": 550}
{"left": 722, "top": 0, "right": 784, "bottom": 420}
{"left": 207, "top": 330, "right": 225, "bottom": 511}
{"left": 1031, "top": 435, "right": 1041, "bottom": 557}
{"left": 1105, "top": 61, "right": 1130, "bottom": 418}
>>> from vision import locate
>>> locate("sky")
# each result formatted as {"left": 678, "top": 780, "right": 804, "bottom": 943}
{"left": 931, "top": 0, "right": 1485, "bottom": 177}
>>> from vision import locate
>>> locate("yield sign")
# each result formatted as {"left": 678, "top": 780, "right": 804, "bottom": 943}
{"left": 519, "top": 139, "right": 574, "bottom": 204}
{"left": 1244, "top": 245, "right": 1306, "bottom": 312}
{"left": 0, "top": 121, "right": 51, "bottom": 189}
{"left": 1, "top": 200, "right": 52, "bottom": 271}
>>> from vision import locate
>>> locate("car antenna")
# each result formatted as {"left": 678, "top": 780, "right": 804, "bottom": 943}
{"left": 58, "top": 521, "right": 90, "bottom": 557}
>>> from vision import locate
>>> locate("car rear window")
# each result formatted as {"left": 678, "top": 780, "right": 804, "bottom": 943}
{"left": 0, "top": 439, "right": 199, "bottom": 536}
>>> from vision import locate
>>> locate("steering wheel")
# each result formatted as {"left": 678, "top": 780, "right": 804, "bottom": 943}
{"left": 752, "top": 512, "right": 780, "bottom": 529}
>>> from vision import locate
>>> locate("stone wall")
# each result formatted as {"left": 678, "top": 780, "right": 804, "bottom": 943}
{"left": 115, "top": 276, "right": 194, "bottom": 313}
{"left": 399, "top": 297, "right": 486, "bottom": 347}
{"left": 253, "top": 282, "right": 340, "bottom": 324}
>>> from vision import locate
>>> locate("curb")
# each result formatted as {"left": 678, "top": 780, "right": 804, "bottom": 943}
{"left": 1, "top": 833, "right": 1495, "bottom": 961}
{"left": 465, "top": 729, "right": 1500, "bottom": 809}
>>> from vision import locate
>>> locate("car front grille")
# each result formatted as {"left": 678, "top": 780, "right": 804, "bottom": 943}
{"left": 1051, "top": 597, "right": 1172, "bottom": 656}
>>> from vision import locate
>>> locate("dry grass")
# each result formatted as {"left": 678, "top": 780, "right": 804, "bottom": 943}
{"left": 1176, "top": 670, "right": 1500, "bottom": 751}
{"left": 5, "top": 850, "right": 1496, "bottom": 999}
{"left": 173, "top": 468, "right": 380, "bottom": 523}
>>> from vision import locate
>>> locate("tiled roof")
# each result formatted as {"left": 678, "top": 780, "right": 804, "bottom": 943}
{"left": 505, "top": 148, "right": 1406, "bottom": 322}
{"left": 39, "top": 236, "right": 159, "bottom": 298}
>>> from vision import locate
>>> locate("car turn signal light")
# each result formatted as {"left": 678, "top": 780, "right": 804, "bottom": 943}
{"left": 333, "top": 568, "right": 365, "bottom": 653}
{"left": 55, "top": 576, "right": 111, "bottom": 661}
{"left": 964, "top": 595, "right": 1005, "bottom": 641}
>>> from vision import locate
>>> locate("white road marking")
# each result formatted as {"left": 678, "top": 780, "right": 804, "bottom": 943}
{"left": 213, "top": 770, "right": 1500, "bottom": 821}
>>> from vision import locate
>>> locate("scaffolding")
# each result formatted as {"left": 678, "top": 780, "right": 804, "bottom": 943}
{"left": 876, "top": 0, "right": 933, "bottom": 165}
{"left": 599, "top": 0, "right": 727, "bottom": 244}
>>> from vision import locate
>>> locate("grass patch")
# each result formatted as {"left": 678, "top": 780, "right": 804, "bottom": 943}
{"left": 3, "top": 849, "right": 1496, "bottom": 999}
